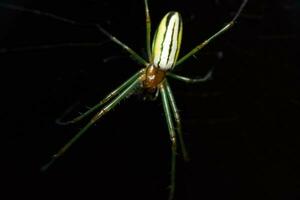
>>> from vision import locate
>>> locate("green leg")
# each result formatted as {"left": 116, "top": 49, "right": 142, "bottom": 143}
{"left": 160, "top": 83, "right": 177, "bottom": 200}
{"left": 164, "top": 81, "right": 189, "bottom": 161}
{"left": 167, "top": 69, "right": 212, "bottom": 83}
{"left": 144, "top": 0, "right": 152, "bottom": 61}
{"left": 175, "top": 0, "right": 248, "bottom": 67}
{"left": 96, "top": 25, "right": 148, "bottom": 66}
{"left": 41, "top": 75, "right": 142, "bottom": 171}
{"left": 56, "top": 69, "right": 144, "bottom": 125}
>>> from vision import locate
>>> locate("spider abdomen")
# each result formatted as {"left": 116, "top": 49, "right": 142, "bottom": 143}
{"left": 152, "top": 11, "right": 183, "bottom": 70}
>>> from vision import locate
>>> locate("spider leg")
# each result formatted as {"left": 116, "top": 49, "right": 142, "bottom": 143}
{"left": 160, "top": 83, "right": 177, "bottom": 200}
{"left": 175, "top": 0, "right": 248, "bottom": 67}
{"left": 41, "top": 75, "right": 142, "bottom": 171}
{"left": 0, "top": 3, "right": 149, "bottom": 66}
{"left": 56, "top": 69, "right": 144, "bottom": 125}
{"left": 96, "top": 25, "right": 148, "bottom": 66}
{"left": 167, "top": 68, "right": 213, "bottom": 84}
{"left": 164, "top": 81, "right": 189, "bottom": 161}
{"left": 144, "top": 0, "right": 152, "bottom": 61}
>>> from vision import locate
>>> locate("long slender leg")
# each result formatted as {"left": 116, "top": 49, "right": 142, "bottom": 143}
{"left": 41, "top": 76, "right": 142, "bottom": 171}
{"left": 0, "top": 3, "right": 148, "bottom": 66}
{"left": 160, "top": 83, "right": 177, "bottom": 200}
{"left": 167, "top": 69, "right": 213, "bottom": 83}
{"left": 56, "top": 69, "right": 144, "bottom": 125}
{"left": 144, "top": 0, "right": 152, "bottom": 61}
{"left": 164, "top": 81, "right": 189, "bottom": 161}
{"left": 96, "top": 25, "right": 148, "bottom": 66}
{"left": 175, "top": 0, "right": 248, "bottom": 67}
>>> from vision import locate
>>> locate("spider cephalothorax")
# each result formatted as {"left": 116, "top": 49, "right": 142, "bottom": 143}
{"left": 142, "top": 65, "right": 166, "bottom": 92}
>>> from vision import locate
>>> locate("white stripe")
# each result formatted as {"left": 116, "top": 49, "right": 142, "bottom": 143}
{"left": 152, "top": 12, "right": 182, "bottom": 70}
{"left": 159, "top": 16, "right": 177, "bottom": 69}
{"left": 166, "top": 17, "right": 179, "bottom": 69}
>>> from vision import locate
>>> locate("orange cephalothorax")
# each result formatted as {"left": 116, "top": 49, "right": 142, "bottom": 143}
{"left": 142, "top": 65, "right": 166, "bottom": 91}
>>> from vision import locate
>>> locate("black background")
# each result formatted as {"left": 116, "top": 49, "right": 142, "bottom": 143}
{"left": 0, "top": 0, "right": 299, "bottom": 199}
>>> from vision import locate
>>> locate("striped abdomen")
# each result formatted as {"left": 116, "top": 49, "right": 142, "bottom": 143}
{"left": 152, "top": 12, "right": 183, "bottom": 71}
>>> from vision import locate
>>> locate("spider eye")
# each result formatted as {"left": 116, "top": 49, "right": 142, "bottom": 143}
{"left": 152, "top": 12, "right": 182, "bottom": 71}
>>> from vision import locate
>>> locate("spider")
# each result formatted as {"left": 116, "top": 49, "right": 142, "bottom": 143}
{"left": 1, "top": 0, "right": 248, "bottom": 199}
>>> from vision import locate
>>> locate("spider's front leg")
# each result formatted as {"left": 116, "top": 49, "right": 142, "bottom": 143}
{"left": 175, "top": 0, "right": 248, "bottom": 67}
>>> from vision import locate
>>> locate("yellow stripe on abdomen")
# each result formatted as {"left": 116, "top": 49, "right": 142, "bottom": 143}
{"left": 152, "top": 12, "right": 182, "bottom": 71}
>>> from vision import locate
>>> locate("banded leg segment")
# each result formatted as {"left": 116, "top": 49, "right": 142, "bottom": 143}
{"left": 164, "top": 81, "right": 189, "bottom": 161}
{"left": 56, "top": 69, "right": 144, "bottom": 125}
{"left": 175, "top": 0, "right": 248, "bottom": 67}
{"left": 41, "top": 75, "right": 142, "bottom": 171}
{"left": 160, "top": 83, "right": 177, "bottom": 200}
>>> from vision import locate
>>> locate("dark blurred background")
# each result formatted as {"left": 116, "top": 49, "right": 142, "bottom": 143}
{"left": 0, "top": 0, "right": 299, "bottom": 199}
